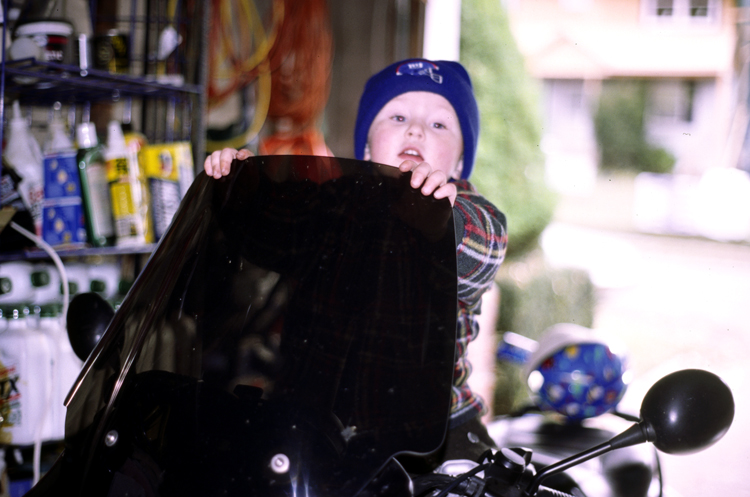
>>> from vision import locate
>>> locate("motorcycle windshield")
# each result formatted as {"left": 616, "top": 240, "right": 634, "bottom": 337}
{"left": 60, "top": 156, "right": 457, "bottom": 497}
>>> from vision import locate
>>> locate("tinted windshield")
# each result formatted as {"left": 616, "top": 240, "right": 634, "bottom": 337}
{"left": 59, "top": 156, "right": 458, "bottom": 497}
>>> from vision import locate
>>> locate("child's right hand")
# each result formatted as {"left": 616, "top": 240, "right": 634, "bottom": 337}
{"left": 203, "top": 148, "right": 253, "bottom": 179}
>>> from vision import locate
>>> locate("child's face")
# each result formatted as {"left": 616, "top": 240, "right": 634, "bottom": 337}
{"left": 364, "top": 92, "right": 464, "bottom": 179}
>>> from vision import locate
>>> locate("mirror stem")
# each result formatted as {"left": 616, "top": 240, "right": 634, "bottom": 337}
{"left": 525, "top": 423, "right": 650, "bottom": 495}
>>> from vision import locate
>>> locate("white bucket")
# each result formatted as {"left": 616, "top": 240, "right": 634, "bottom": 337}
{"left": 11, "top": 21, "right": 74, "bottom": 65}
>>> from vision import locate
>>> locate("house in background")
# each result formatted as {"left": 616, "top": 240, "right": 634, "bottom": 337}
{"left": 505, "top": 0, "right": 750, "bottom": 241}
{"left": 505, "top": 0, "right": 740, "bottom": 192}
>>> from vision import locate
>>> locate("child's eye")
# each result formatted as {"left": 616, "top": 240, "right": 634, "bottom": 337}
{"left": 392, "top": 115, "right": 406, "bottom": 122}
{"left": 433, "top": 122, "right": 446, "bottom": 129}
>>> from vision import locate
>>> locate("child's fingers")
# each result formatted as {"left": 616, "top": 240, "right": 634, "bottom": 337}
{"left": 203, "top": 150, "right": 223, "bottom": 177}
{"left": 431, "top": 183, "right": 457, "bottom": 206}
{"left": 218, "top": 148, "right": 238, "bottom": 177}
{"left": 396, "top": 160, "right": 455, "bottom": 204}
{"left": 236, "top": 149, "right": 253, "bottom": 160}
{"left": 203, "top": 148, "right": 253, "bottom": 178}
{"left": 419, "top": 169, "right": 448, "bottom": 196}
{"left": 407, "top": 162, "right": 434, "bottom": 189}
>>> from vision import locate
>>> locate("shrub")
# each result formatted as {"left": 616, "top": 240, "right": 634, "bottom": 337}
{"left": 461, "top": 0, "right": 557, "bottom": 258}
{"left": 595, "top": 80, "right": 676, "bottom": 174}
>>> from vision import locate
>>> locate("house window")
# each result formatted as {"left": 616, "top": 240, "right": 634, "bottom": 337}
{"left": 643, "top": 0, "right": 718, "bottom": 23}
{"left": 648, "top": 80, "right": 695, "bottom": 123}
{"left": 690, "top": 0, "right": 709, "bottom": 16}
{"left": 657, "top": 0, "right": 673, "bottom": 16}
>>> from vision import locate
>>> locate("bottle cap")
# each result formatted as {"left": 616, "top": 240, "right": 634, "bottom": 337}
{"left": 76, "top": 122, "right": 99, "bottom": 149}
{"left": 0, "top": 277, "right": 11, "bottom": 295}
{"left": 31, "top": 270, "right": 51, "bottom": 287}
{"left": 11, "top": 100, "right": 26, "bottom": 126}
{"left": 90, "top": 279, "right": 106, "bottom": 293}
{"left": 106, "top": 120, "right": 127, "bottom": 159}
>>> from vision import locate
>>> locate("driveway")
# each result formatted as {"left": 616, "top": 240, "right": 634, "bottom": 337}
{"left": 542, "top": 180, "right": 750, "bottom": 496}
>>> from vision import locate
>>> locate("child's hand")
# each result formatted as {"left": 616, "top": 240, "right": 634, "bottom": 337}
{"left": 398, "top": 160, "right": 457, "bottom": 206}
{"left": 203, "top": 148, "right": 253, "bottom": 179}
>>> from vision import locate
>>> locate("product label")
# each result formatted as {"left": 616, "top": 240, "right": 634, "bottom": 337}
{"left": 106, "top": 156, "right": 152, "bottom": 245}
{"left": 149, "top": 178, "right": 181, "bottom": 240}
{"left": 106, "top": 157, "right": 130, "bottom": 182}
{"left": 85, "top": 163, "right": 115, "bottom": 239}
{"left": 110, "top": 182, "right": 136, "bottom": 219}
{"left": 42, "top": 198, "right": 87, "bottom": 247}
{"left": 44, "top": 152, "right": 81, "bottom": 198}
{"left": 0, "top": 362, "right": 21, "bottom": 444}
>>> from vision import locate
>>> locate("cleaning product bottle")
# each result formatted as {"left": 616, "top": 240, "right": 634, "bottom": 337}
{"left": 105, "top": 120, "right": 151, "bottom": 247}
{"left": 42, "top": 105, "right": 87, "bottom": 248}
{"left": 3, "top": 101, "right": 44, "bottom": 237}
{"left": 0, "top": 305, "right": 54, "bottom": 445}
{"left": 63, "top": 263, "right": 89, "bottom": 299}
{"left": 76, "top": 122, "right": 114, "bottom": 247}
{"left": 87, "top": 260, "right": 121, "bottom": 300}
{"left": 36, "top": 303, "right": 80, "bottom": 440}
{"left": 29, "top": 263, "right": 62, "bottom": 306}
{"left": 0, "top": 262, "right": 35, "bottom": 305}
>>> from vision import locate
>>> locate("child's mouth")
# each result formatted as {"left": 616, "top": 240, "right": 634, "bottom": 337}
{"left": 399, "top": 148, "right": 424, "bottom": 162}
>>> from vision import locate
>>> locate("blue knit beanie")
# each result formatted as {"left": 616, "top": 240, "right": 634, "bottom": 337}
{"left": 354, "top": 59, "right": 480, "bottom": 180}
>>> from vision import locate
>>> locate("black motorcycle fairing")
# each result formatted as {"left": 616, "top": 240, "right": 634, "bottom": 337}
{"left": 32, "top": 155, "right": 458, "bottom": 497}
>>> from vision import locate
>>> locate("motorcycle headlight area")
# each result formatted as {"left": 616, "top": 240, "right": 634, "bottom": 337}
{"left": 526, "top": 324, "right": 630, "bottom": 420}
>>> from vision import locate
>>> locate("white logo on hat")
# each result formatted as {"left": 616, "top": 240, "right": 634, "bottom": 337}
{"left": 396, "top": 61, "right": 443, "bottom": 84}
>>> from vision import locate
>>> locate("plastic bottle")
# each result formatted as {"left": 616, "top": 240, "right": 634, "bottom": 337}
{"left": 76, "top": 122, "right": 114, "bottom": 247}
{"left": 28, "top": 263, "right": 61, "bottom": 306}
{"left": 105, "top": 120, "right": 151, "bottom": 247}
{"left": 3, "top": 101, "right": 44, "bottom": 236}
{"left": 0, "top": 305, "right": 54, "bottom": 445}
{"left": 36, "top": 304, "right": 80, "bottom": 440}
{"left": 63, "top": 263, "right": 89, "bottom": 299}
{"left": 42, "top": 105, "right": 87, "bottom": 248}
{"left": 0, "top": 262, "right": 36, "bottom": 305}
{"left": 43, "top": 108, "right": 75, "bottom": 155}
{"left": 87, "top": 261, "right": 121, "bottom": 300}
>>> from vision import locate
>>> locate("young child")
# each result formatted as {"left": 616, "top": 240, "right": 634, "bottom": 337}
{"left": 204, "top": 58, "right": 508, "bottom": 464}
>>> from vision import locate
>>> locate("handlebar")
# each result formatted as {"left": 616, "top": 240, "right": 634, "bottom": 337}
{"left": 411, "top": 459, "right": 578, "bottom": 497}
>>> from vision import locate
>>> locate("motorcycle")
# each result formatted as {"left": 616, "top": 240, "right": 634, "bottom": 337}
{"left": 489, "top": 326, "right": 667, "bottom": 497}
{"left": 25, "top": 155, "right": 734, "bottom": 497}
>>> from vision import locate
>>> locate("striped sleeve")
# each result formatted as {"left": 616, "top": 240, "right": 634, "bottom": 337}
{"left": 452, "top": 180, "right": 508, "bottom": 306}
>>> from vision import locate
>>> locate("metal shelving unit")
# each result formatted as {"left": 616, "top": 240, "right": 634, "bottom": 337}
{"left": 0, "top": 0, "right": 208, "bottom": 260}
{"left": 2, "top": 58, "right": 202, "bottom": 103}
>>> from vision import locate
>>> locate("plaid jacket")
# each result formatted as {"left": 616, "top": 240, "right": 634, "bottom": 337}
{"left": 450, "top": 180, "right": 508, "bottom": 427}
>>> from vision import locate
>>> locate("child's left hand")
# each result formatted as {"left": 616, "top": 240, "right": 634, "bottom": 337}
{"left": 398, "top": 160, "right": 457, "bottom": 206}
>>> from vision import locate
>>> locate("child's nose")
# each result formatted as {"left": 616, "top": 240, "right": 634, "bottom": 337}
{"left": 406, "top": 123, "right": 424, "bottom": 138}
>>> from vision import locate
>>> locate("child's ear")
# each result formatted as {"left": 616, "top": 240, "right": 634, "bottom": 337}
{"left": 451, "top": 158, "right": 464, "bottom": 180}
{"left": 363, "top": 144, "right": 371, "bottom": 161}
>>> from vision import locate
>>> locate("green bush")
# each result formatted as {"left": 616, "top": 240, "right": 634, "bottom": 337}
{"left": 595, "top": 81, "right": 676, "bottom": 174}
{"left": 493, "top": 253, "right": 596, "bottom": 414}
{"left": 461, "top": 0, "right": 557, "bottom": 258}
